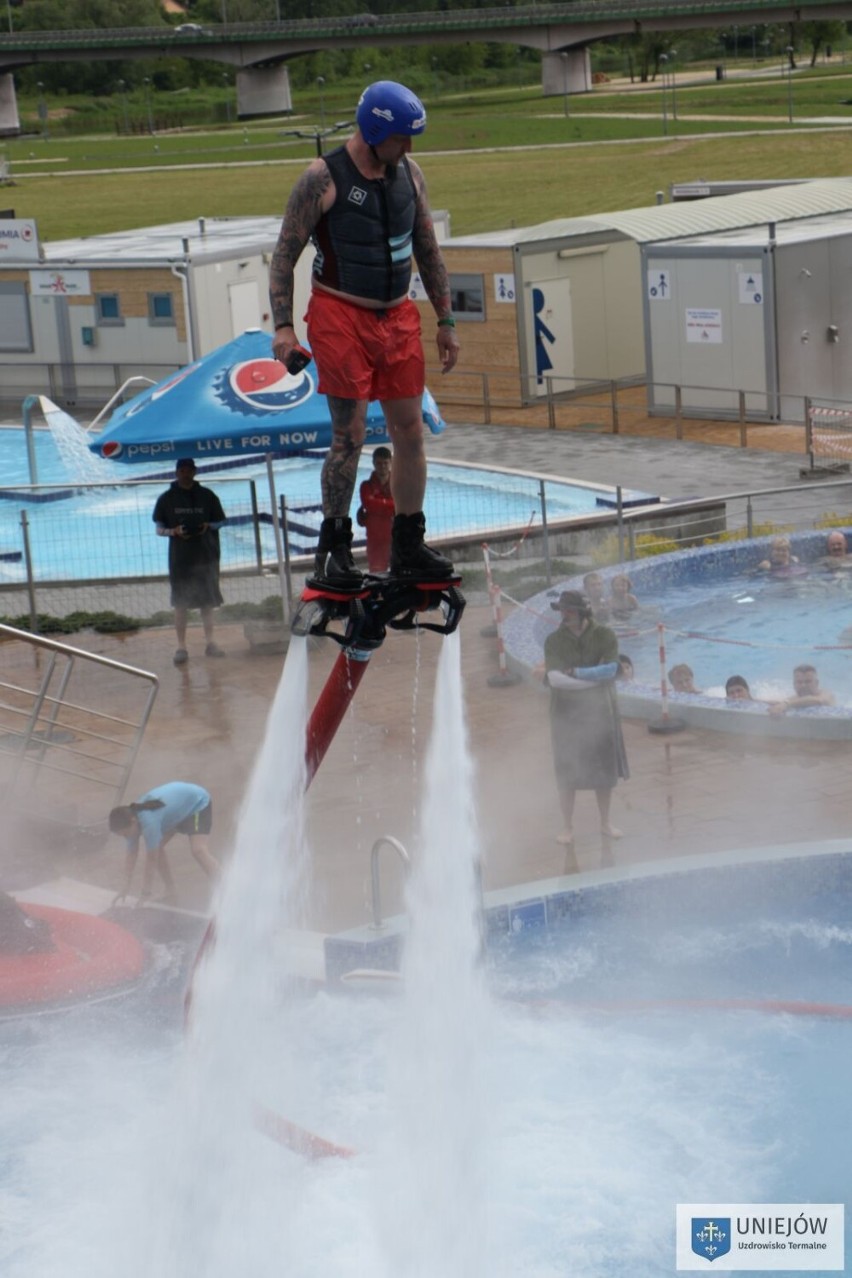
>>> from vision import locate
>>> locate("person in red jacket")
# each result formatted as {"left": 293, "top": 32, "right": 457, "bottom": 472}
{"left": 357, "top": 446, "right": 395, "bottom": 572}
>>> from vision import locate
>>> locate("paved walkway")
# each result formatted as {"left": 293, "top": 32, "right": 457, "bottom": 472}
{"left": 3, "top": 424, "right": 851, "bottom": 941}
{"left": 425, "top": 419, "right": 808, "bottom": 499}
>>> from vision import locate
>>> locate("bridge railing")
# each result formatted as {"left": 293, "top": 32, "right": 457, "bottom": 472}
{"left": 0, "top": 0, "right": 840, "bottom": 47}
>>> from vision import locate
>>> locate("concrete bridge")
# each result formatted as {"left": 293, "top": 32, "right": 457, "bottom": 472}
{"left": 0, "top": 0, "right": 846, "bottom": 131}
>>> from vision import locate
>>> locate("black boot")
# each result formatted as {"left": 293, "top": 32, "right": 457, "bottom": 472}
{"left": 389, "top": 512, "right": 454, "bottom": 580}
{"left": 312, "top": 516, "right": 363, "bottom": 588}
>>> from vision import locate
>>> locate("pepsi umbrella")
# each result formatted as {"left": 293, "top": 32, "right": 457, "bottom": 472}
{"left": 89, "top": 328, "right": 444, "bottom": 465}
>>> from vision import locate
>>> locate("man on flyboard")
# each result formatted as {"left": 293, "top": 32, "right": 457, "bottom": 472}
{"left": 269, "top": 79, "right": 460, "bottom": 591}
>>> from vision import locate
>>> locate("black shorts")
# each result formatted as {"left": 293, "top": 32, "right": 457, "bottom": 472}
{"left": 175, "top": 802, "right": 212, "bottom": 837}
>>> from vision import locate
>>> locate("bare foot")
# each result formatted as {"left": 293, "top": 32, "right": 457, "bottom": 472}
{"left": 601, "top": 826, "right": 623, "bottom": 840}
{"left": 556, "top": 830, "right": 574, "bottom": 846}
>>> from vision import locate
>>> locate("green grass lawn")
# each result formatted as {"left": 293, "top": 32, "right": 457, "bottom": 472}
{"left": 4, "top": 67, "right": 852, "bottom": 239}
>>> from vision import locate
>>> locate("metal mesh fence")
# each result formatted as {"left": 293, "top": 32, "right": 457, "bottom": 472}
{"left": 806, "top": 399, "right": 852, "bottom": 472}
{"left": 2, "top": 444, "right": 852, "bottom": 629}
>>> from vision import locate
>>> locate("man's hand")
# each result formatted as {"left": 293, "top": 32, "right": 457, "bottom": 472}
{"left": 437, "top": 325, "right": 459, "bottom": 374}
{"left": 272, "top": 325, "right": 298, "bottom": 368}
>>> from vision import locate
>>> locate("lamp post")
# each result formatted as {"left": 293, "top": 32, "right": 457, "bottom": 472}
{"left": 751, "top": 25, "right": 757, "bottom": 64}
{"left": 560, "top": 51, "right": 569, "bottom": 118}
{"left": 117, "top": 79, "right": 129, "bottom": 135}
{"left": 660, "top": 53, "right": 668, "bottom": 135}
{"left": 786, "top": 45, "right": 794, "bottom": 123}
{"left": 669, "top": 48, "right": 677, "bottom": 120}
{"left": 36, "top": 82, "right": 49, "bottom": 140}
{"left": 5, "top": 0, "right": 12, "bottom": 34}
{"left": 143, "top": 76, "right": 154, "bottom": 135}
{"left": 223, "top": 72, "right": 231, "bottom": 125}
{"left": 317, "top": 76, "right": 326, "bottom": 129}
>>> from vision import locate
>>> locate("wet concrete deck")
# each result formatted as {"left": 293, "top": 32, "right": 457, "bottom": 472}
{"left": 2, "top": 422, "right": 850, "bottom": 936}
{"left": 3, "top": 601, "right": 850, "bottom": 936}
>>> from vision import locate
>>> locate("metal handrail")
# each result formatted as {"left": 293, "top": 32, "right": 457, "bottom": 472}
{"left": 0, "top": 623, "right": 159, "bottom": 820}
{"left": 370, "top": 835, "right": 410, "bottom": 932}
{"left": 85, "top": 376, "right": 157, "bottom": 433}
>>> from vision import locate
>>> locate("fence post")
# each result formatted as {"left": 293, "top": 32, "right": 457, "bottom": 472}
{"left": 539, "top": 478, "right": 552, "bottom": 588}
{"left": 264, "top": 454, "right": 291, "bottom": 628}
{"left": 279, "top": 495, "right": 293, "bottom": 612}
{"left": 616, "top": 486, "right": 625, "bottom": 563}
{"left": 675, "top": 385, "right": 683, "bottom": 440}
{"left": 647, "top": 622, "right": 686, "bottom": 735}
{"left": 480, "top": 545, "right": 498, "bottom": 637}
{"left": 546, "top": 377, "right": 556, "bottom": 430}
{"left": 746, "top": 496, "right": 753, "bottom": 539}
{"left": 610, "top": 379, "right": 620, "bottom": 435}
{"left": 738, "top": 390, "right": 747, "bottom": 448}
{"left": 480, "top": 554, "right": 521, "bottom": 688}
{"left": 249, "top": 479, "right": 263, "bottom": 570}
{"left": 20, "top": 510, "right": 39, "bottom": 633}
{"left": 804, "top": 395, "right": 813, "bottom": 469}
{"left": 481, "top": 372, "right": 491, "bottom": 425}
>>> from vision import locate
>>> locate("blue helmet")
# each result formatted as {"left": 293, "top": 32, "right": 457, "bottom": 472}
{"left": 356, "top": 81, "right": 426, "bottom": 146}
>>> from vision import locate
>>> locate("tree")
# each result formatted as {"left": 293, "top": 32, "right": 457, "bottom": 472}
{"left": 799, "top": 20, "right": 845, "bottom": 66}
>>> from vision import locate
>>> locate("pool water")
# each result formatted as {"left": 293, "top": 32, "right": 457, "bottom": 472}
{"left": 610, "top": 567, "right": 852, "bottom": 701}
{"left": 2, "top": 918, "right": 849, "bottom": 1277}
{"left": 0, "top": 428, "right": 648, "bottom": 584}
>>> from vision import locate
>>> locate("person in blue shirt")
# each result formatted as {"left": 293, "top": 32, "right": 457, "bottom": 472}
{"left": 109, "top": 781, "right": 219, "bottom": 904}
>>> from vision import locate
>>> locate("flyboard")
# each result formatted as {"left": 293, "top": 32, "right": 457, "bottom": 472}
{"left": 294, "top": 569, "right": 466, "bottom": 780}
{"left": 187, "top": 560, "right": 465, "bottom": 1160}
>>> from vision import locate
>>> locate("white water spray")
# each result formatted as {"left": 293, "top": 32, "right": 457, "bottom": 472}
{"left": 139, "top": 637, "right": 313, "bottom": 1277}
{"left": 1, "top": 630, "right": 805, "bottom": 1278}
{"left": 377, "top": 631, "right": 494, "bottom": 1277}
{"left": 37, "top": 399, "right": 117, "bottom": 485}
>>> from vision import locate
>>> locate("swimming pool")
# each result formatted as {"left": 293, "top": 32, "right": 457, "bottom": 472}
{"left": 5, "top": 843, "right": 849, "bottom": 1277}
{"left": 0, "top": 427, "right": 652, "bottom": 585}
{"left": 503, "top": 531, "right": 852, "bottom": 737}
{"left": 323, "top": 841, "right": 852, "bottom": 1268}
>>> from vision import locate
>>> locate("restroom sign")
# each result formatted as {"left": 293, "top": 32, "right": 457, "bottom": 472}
{"left": 738, "top": 271, "right": 763, "bottom": 304}
{"left": 685, "top": 307, "right": 723, "bottom": 344}
{"left": 494, "top": 273, "right": 516, "bottom": 303}
{"left": 648, "top": 269, "right": 671, "bottom": 300}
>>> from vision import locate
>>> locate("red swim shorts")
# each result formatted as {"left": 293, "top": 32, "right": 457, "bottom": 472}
{"left": 306, "top": 291, "right": 425, "bottom": 402}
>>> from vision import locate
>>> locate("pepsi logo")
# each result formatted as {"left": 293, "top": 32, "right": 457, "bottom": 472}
{"left": 101, "top": 441, "right": 123, "bottom": 458}
{"left": 215, "top": 357, "right": 314, "bottom": 417}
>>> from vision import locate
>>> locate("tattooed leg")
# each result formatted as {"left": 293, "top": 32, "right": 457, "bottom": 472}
{"left": 321, "top": 397, "right": 368, "bottom": 516}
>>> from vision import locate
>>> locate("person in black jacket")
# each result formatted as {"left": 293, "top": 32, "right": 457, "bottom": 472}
{"left": 152, "top": 458, "right": 227, "bottom": 666}
{"left": 269, "top": 80, "right": 459, "bottom": 588}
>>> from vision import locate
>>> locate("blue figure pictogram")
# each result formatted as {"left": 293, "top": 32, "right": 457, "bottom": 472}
{"left": 532, "top": 287, "right": 556, "bottom": 385}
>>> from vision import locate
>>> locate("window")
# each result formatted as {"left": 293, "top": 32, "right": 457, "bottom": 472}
{"left": 449, "top": 273, "right": 485, "bottom": 322}
{"left": 0, "top": 281, "right": 34, "bottom": 352}
{"left": 95, "top": 293, "right": 123, "bottom": 326}
{"left": 148, "top": 292, "right": 175, "bottom": 326}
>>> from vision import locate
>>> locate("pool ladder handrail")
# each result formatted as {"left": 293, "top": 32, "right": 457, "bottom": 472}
{"left": 370, "top": 835, "right": 410, "bottom": 931}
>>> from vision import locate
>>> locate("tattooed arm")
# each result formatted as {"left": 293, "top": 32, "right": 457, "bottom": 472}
{"left": 409, "top": 159, "right": 459, "bottom": 374}
{"left": 270, "top": 159, "right": 334, "bottom": 365}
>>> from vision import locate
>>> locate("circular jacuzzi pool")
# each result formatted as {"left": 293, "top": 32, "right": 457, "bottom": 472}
{"left": 504, "top": 530, "right": 852, "bottom": 738}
